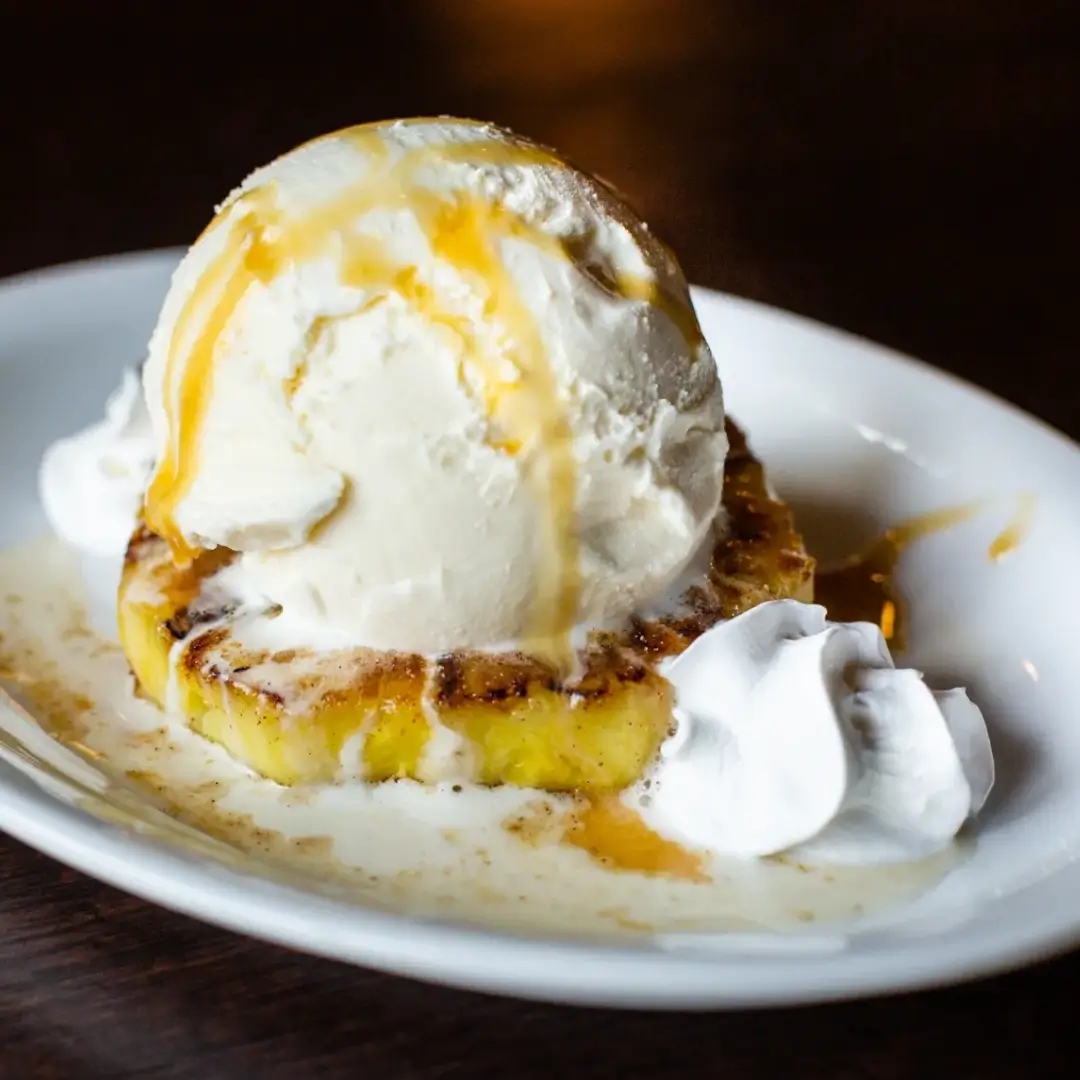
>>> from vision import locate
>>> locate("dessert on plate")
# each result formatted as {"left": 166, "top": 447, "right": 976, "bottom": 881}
{"left": 40, "top": 118, "right": 993, "bottom": 869}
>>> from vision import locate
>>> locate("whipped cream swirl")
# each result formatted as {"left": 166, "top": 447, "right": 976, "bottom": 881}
{"left": 629, "top": 600, "right": 994, "bottom": 863}
{"left": 39, "top": 369, "right": 154, "bottom": 558}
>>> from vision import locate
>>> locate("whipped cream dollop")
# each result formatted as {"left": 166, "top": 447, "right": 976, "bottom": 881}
{"left": 628, "top": 600, "right": 994, "bottom": 863}
{"left": 39, "top": 369, "right": 155, "bottom": 558}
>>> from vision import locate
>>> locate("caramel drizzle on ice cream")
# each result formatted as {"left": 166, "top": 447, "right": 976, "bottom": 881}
{"left": 144, "top": 120, "right": 700, "bottom": 668}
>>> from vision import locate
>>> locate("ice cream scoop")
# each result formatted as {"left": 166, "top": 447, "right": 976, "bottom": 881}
{"left": 141, "top": 118, "right": 727, "bottom": 658}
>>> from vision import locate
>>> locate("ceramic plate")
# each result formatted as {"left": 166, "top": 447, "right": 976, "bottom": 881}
{"left": 2, "top": 250, "right": 1079, "bottom": 1010}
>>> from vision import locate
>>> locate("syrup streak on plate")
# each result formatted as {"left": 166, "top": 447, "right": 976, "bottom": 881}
{"left": 816, "top": 493, "right": 1036, "bottom": 653}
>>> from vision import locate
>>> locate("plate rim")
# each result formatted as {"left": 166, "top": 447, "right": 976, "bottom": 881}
{"left": 3, "top": 760, "right": 1079, "bottom": 1011}
{"left": 2, "top": 247, "right": 1080, "bottom": 1010}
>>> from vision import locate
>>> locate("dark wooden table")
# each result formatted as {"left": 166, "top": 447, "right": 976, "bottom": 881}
{"left": 2, "top": 2, "right": 1078, "bottom": 1076}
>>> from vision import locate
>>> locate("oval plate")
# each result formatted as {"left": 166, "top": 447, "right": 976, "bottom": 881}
{"left": 2, "top": 250, "right": 1080, "bottom": 1009}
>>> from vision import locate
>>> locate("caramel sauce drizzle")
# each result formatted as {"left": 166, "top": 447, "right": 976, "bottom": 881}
{"left": 418, "top": 194, "right": 580, "bottom": 662}
{"left": 565, "top": 795, "right": 708, "bottom": 883}
{"left": 988, "top": 492, "right": 1036, "bottom": 562}
{"left": 815, "top": 504, "right": 981, "bottom": 653}
{"left": 144, "top": 192, "right": 281, "bottom": 563}
{"left": 144, "top": 120, "right": 701, "bottom": 668}
{"left": 816, "top": 496, "right": 1035, "bottom": 652}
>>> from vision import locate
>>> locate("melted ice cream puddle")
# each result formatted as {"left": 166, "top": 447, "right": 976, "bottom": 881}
{"left": 0, "top": 537, "right": 962, "bottom": 939}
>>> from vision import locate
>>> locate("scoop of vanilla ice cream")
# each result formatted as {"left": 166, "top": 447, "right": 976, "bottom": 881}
{"left": 142, "top": 118, "right": 726, "bottom": 654}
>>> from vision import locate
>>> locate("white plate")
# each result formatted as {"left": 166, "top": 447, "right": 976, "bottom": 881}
{"left": 2, "top": 249, "right": 1080, "bottom": 1010}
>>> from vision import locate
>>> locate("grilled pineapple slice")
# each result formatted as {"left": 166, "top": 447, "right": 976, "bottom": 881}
{"left": 118, "top": 420, "right": 813, "bottom": 790}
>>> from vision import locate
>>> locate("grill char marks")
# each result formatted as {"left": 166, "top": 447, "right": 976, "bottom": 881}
{"left": 165, "top": 600, "right": 239, "bottom": 641}
{"left": 713, "top": 418, "right": 813, "bottom": 605}
{"left": 124, "top": 522, "right": 158, "bottom": 567}
{"left": 309, "top": 653, "right": 427, "bottom": 710}
{"left": 181, "top": 626, "right": 230, "bottom": 675}
{"left": 431, "top": 642, "right": 651, "bottom": 710}
{"left": 433, "top": 652, "right": 555, "bottom": 709}
{"left": 621, "top": 419, "right": 814, "bottom": 660}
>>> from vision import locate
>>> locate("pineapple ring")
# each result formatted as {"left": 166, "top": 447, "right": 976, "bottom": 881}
{"left": 118, "top": 421, "right": 813, "bottom": 790}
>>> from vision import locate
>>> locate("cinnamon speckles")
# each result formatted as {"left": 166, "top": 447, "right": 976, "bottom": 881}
{"left": 502, "top": 798, "right": 567, "bottom": 847}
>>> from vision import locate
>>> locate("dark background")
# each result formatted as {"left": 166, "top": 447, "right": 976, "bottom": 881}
{"left": 1, "top": 1, "right": 1078, "bottom": 1076}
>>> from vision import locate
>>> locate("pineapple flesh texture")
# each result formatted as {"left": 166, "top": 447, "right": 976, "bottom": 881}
{"left": 118, "top": 420, "right": 813, "bottom": 791}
